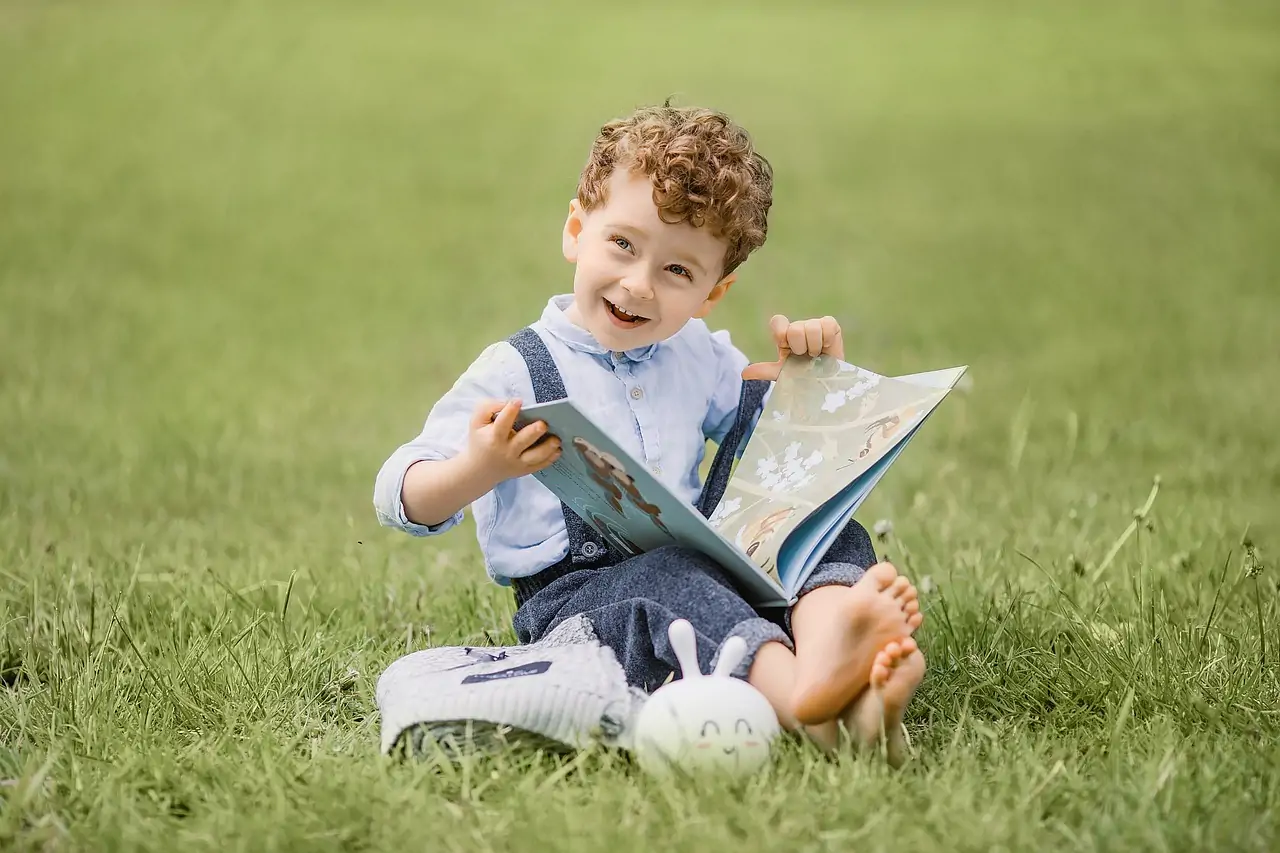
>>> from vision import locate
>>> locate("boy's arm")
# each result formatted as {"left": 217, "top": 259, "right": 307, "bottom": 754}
{"left": 397, "top": 399, "right": 559, "bottom": 528}
{"left": 374, "top": 343, "right": 557, "bottom": 535}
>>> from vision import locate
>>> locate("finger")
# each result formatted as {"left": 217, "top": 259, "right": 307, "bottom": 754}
{"left": 741, "top": 360, "right": 783, "bottom": 381}
{"left": 511, "top": 420, "right": 549, "bottom": 453}
{"left": 820, "top": 315, "right": 844, "bottom": 360}
{"left": 805, "top": 318, "right": 824, "bottom": 357}
{"left": 786, "top": 321, "right": 808, "bottom": 357}
{"left": 520, "top": 437, "right": 562, "bottom": 468}
{"left": 767, "top": 314, "right": 790, "bottom": 349}
{"left": 492, "top": 399, "right": 522, "bottom": 434}
{"left": 470, "top": 398, "right": 508, "bottom": 430}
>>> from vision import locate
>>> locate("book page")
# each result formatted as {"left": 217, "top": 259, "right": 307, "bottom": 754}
{"left": 516, "top": 399, "right": 789, "bottom": 607}
{"left": 707, "top": 355, "right": 950, "bottom": 581}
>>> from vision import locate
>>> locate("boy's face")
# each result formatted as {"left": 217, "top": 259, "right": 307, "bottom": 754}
{"left": 562, "top": 168, "right": 736, "bottom": 351}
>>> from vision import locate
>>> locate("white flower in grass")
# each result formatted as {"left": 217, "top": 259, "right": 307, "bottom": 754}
{"left": 709, "top": 496, "right": 742, "bottom": 525}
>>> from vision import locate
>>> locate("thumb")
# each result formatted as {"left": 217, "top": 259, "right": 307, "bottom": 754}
{"left": 742, "top": 313, "right": 793, "bottom": 380}
{"left": 470, "top": 398, "right": 508, "bottom": 430}
{"left": 741, "top": 357, "right": 786, "bottom": 381}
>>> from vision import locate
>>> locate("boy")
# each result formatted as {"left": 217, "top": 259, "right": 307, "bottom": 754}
{"left": 375, "top": 104, "right": 925, "bottom": 759}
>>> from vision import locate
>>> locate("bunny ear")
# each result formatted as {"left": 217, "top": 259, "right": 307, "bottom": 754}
{"left": 667, "top": 619, "right": 702, "bottom": 678}
{"left": 712, "top": 636, "right": 747, "bottom": 677}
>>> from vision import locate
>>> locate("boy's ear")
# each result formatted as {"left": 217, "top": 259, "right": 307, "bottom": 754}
{"left": 562, "top": 199, "right": 584, "bottom": 263}
{"left": 693, "top": 272, "right": 736, "bottom": 318}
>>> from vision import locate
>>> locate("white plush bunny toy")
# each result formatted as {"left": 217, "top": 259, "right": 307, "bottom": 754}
{"left": 632, "top": 619, "right": 781, "bottom": 778}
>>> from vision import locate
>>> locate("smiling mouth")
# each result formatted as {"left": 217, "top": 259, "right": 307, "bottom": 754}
{"left": 604, "top": 298, "right": 650, "bottom": 328}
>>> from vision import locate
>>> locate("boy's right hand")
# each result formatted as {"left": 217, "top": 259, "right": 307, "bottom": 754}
{"left": 463, "top": 399, "right": 562, "bottom": 483}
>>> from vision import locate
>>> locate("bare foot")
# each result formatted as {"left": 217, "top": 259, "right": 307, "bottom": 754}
{"left": 889, "top": 575, "right": 924, "bottom": 632}
{"left": 844, "top": 637, "right": 926, "bottom": 768}
{"left": 790, "top": 563, "right": 915, "bottom": 725}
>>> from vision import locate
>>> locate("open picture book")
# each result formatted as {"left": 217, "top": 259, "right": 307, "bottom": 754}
{"left": 515, "top": 354, "right": 967, "bottom": 608}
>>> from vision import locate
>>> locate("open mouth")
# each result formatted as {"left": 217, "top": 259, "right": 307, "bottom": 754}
{"left": 604, "top": 298, "right": 650, "bottom": 328}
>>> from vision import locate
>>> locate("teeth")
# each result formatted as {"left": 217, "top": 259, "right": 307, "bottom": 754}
{"left": 607, "top": 300, "right": 647, "bottom": 322}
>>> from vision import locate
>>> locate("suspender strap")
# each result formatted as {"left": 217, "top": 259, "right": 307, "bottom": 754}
{"left": 695, "top": 378, "right": 770, "bottom": 518}
{"left": 505, "top": 329, "right": 613, "bottom": 586}
{"left": 504, "top": 327, "right": 770, "bottom": 605}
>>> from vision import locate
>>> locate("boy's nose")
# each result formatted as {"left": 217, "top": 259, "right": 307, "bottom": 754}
{"left": 620, "top": 273, "right": 655, "bottom": 300}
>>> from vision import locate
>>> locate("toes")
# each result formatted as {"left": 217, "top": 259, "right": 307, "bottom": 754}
{"left": 899, "top": 584, "right": 918, "bottom": 605}
{"left": 907, "top": 612, "right": 924, "bottom": 630}
{"left": 864, "top": 562, "right": 898, "bottom": 589}
{"left": 882, "top": 640, "right": 903, "bottom": 661}
{"left": 903, "top": 600, "right": 920, "bottom": 617}
{"left": 888, "top": 576, "right": 911, "bottom": 599}
{"left": 870, "top": 655, "right": 891, "bottom": 688}
{"left": 899, "top": 636, "right": 918, "bottom": 655}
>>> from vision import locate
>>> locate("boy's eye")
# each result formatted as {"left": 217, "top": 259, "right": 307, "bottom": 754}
{"left": 667, "top": 264, "right": 692, "bottom": 280}
{"left": 611, "top": 236, "right": 633, "bottom": 252}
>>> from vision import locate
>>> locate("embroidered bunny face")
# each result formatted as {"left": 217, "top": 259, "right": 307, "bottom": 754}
{"left": 632, "top": 620, "right": 780, "bottom": 778}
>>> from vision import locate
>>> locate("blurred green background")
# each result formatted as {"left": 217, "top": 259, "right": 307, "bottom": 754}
{"left": 2, "top": 0, "right": 1278, "bottom": 850}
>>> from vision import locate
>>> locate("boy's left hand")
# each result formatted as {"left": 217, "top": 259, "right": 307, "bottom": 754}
{"left": 742, "top": 314, "right": 844, "bottom": 381}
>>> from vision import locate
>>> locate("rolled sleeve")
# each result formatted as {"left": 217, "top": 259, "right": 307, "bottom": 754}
{"left": 372, "top": 342, "right": 514, "bottom": 537}
{"left": 374, "top": 454, "right": 463, "bottom": 536}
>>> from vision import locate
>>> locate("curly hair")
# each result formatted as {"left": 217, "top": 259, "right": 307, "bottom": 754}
{"left": 576, "top": 104, "right": 773, "bottom": 276}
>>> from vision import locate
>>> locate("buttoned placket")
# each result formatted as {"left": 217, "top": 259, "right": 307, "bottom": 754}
{"left": 609, "top": 351, "right": 662, "bottom": 478}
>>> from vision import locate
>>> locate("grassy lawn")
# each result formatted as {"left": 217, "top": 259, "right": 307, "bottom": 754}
{"left": 2, "top": 0, "right": 1278, "bottom": 849}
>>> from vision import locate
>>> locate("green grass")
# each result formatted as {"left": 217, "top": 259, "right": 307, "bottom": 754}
{"left": 2, "top": 0, "right": 1279, "bottom": 849}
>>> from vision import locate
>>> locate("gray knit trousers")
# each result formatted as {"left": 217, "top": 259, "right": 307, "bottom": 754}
{"left": 512, "top": 522, "right": 875, "bottom": 693}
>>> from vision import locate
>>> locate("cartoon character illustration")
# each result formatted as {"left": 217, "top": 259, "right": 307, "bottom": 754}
{"left": 849, "top": 405, "right": 919, "bottom": 463}
{"left": 573, "top": 437, "right": 628, "bottom": 514}
{"left": 571, "top": 436, "right": 672, "bottom": 536}
{"left": 734, "top": 506, "right": 796, "bottom": 558}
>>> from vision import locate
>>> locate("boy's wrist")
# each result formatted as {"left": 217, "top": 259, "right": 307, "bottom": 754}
{"left": 457, "top": 446, "right": 506, "bottom": 493}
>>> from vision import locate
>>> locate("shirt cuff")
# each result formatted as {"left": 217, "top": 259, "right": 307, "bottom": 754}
{"left": 374, "top": 457, "right": 464, "bottom": 537}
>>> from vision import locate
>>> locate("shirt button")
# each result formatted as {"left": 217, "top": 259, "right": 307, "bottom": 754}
{"left": 581, "top": 541, "right": 601, "bottom": 558}
{"left": 630, "top": 387, "right": 644, "bottom": 400}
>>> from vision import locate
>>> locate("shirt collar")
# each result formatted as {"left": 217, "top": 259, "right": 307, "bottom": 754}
{"left": 539, "top": 294, "right": 659, "bottom": 364}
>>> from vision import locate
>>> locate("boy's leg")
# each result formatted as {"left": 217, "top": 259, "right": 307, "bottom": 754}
{"left": 842, "top": 637, "right": 926, "bottom": 767}
{"left": 520, "top": 545, "right": 787, "bottom": 690}
{"left": 514, "top": 546, "right": 829, "bottom": 738}
{"left": 786, "top": 521, "right": 924, "bottom": 726}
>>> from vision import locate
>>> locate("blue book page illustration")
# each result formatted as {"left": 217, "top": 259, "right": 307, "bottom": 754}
{"left": 709, "top": 357, "right": 965, "bottom": 592}
{"left": 515, "top": 400, "right": 788, "bottom": 607}
{"left": 774, "top": 413, "right": 932, "bottom": 592}
{"left": 773, "top": 364, "right": 968, "bottom": 593}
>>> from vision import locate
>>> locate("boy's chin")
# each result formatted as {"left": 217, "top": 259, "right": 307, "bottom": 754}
{"left": 597, "top": 327, "right": 659, "bottom": 351}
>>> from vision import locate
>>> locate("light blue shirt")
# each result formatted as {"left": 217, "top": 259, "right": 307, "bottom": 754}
{"left": 374, "top": 294, "right": 763, "bottom": 585}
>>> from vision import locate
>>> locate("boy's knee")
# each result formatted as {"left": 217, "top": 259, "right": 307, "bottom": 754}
{"left": 637, "top": 545, "right": 725, "bottom": 583}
